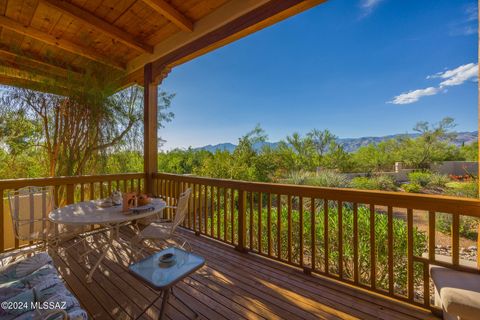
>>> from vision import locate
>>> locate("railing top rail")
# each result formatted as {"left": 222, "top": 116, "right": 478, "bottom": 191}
{"left": 0, "top": 173, "right": 146, "bottom": 189}
{"left": 154, "top": 172, "right": 480, "bottom": 217}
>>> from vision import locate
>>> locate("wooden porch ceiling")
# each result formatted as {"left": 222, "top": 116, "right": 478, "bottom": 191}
{"left": 0, "top": 0, "right": 326, "bottom": 93}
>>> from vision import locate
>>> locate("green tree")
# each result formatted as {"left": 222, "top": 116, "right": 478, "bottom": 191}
{"left": 460, "top": 141, "right": 478, "bottom": 162}
{"left": 0, "top": 82, "right": 174, "bottom": 177}
{"left": 277, "top": 132, "right": 316, "bottom": 172}
{"left": 307, "top": 129, "right": 336, "bottom": 158}
{"left": 321, "top": 141, "right": 353, "bottom": 172}
{"left": 351, "top": 140, "right": 399, "bottom": 173}
{"left": 397, "top": 117, "right": 459, "bottom": 169}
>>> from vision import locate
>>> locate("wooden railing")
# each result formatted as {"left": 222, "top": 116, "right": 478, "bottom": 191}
{"left": 1, "top": 171, "right": 479, "bottom": 310}
{"left": 0, "top": 173, "right": 145, "bottom": 252}
{"left": 153, "top": 172, "right": 480, "bottom": 311}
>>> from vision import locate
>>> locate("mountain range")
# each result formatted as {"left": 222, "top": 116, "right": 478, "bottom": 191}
{"left": 194, "top": 131, "right": 478, "bottom": 153}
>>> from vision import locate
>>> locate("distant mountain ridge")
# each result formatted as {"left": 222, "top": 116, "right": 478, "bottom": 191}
{"left": 194, "top": 131, "right": 478, "bottom": 153}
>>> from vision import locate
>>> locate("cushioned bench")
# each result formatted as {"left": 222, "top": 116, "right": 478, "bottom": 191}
{"left": 430, "top": 265, "right": 480, "bottom": 320}
{"left": 0, "top": 252, "right": 87, "bottom": 320}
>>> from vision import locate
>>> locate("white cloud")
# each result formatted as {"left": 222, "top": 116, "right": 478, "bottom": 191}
{"left": 388, "top": 63, "right": 478, "bottom": 105}
{"left": 361, "top": 0, "right": 383, "bottom": 8}
{"left": 388, "top": 87, "right": 439, "bottom": 105}
{"left": 360, "top": 0, "right": 384, "bottom": 17}
{"left": 449, "top": 3, "right": 478, "bottom": 36}
{"left": 437, "top": 63, "right": 478, "bottom": 87}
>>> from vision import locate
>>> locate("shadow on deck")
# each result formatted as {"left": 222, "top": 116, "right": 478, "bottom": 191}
{"left": 51, "top": 227, "right": 438, "bottom": 320}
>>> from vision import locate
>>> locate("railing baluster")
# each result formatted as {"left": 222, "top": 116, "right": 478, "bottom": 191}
{"left": 29, "top": 191, "right": 34, "bottom": 245}
{"left": 388, "top": 206, "right": 394, "bottom": 294}
{"left": 90, "top": 182, "right": 94, "bottom": 200}
{"left": 14, "top": 189, "right": 19, "bottom": 249}
{"left": 370, "top": 204, "right": 375, "bottom": 289}
{"left": 211, "top": 186, "right": 215, "bottom": 237}
{"left": 338, "top": 200, "right": 343, "bottom": 278}
{"left": 199, "top": 185, "right": 203, "bottom": 233}
{"left": 237, "top": 189, "right": 246, "bottom": 252}
{"left": 223, "top": 188, "right": 227, "bottom": 242}
{"left": 310, "top": 197, "right": 315, "bottom": 271}
{"left": 353, "top": 203, "right": 359, "bottom": 284}
{"left": 231, "top": 189, "right": 235, "bottom": 244}
{"left": 423, "top": 261, "right": 430, "bottom": 306}
{"left": 100, "top": 182, "right": 104, "bottom": 199}
{"left": 428, "top": 211, "right": 435, "bottom": 262}
{"left": 277, "top": 194, "right": 281, "bottom": 260}
{"left": 299, "top": 196, "right": 304, "bottom": 266}
{"left": 193, "top": 184, "right": 197, "bottom": 233}
{"left": 80, "top": 184, "right": 85, "bottom": 202}
{"left": 452, "top": 214, "right": 460, "bottom": 266}
{"left": 268, "top": 193, "right": 272, "bottom": 257}
{"left": 324, "top": 199, "right": 329, "bottom": 274}
{"left": 258, "top": 192, "right": 262, "bottom": 254}
{"left": 204, "top": 184, "right": 208, "bottom": 234}
{"left": 66, "top": 184, "right": 74, "bottom": 205}
{"left": 249, "top": 192, "right": 253, "bottom": 250}
{"left": 407, "top": 208, "right": 414, "bottom": 301}
{"left": 217, "top": 187, "right": 221, "bottom": 239}
{"left": 287, "top": 195, "right": 292, "bottom": 263}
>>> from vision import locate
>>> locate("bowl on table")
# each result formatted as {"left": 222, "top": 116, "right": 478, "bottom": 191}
{"left": 158, "top": 253, "right": 175, "bottom": 265}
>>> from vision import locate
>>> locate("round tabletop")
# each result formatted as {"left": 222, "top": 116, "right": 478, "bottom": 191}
{"left": 48, "top": 199, "right": 166, "bottom": 226}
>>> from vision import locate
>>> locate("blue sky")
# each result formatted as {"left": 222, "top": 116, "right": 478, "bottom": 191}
{"left": 160, "top": 0, "right": 478, "bottom": 150}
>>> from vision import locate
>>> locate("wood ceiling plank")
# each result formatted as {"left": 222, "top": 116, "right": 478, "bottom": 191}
{"left": 0, "top": 44, "right": 82, "bottom": 78}
{"left": 41, "top": 0, "right": 153, "bottom": 53}
{"left": 0, "top": 14, "right": 126, "bottom": 69}
{"left": 142, "top": 0, "right": 193, "bottom": 32}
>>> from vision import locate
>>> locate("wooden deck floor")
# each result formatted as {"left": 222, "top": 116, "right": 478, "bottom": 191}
{"left": 51, "top": 227, "right": 438, "bottom": 320}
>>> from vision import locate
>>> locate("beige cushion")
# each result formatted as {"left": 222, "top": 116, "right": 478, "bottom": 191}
{"left": 430, "top": 265, "right": 480, "bottom": 320}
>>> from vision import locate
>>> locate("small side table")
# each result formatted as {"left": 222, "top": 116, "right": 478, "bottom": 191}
{"left": 129, "top": 247, "right": 205, "bottom": 319}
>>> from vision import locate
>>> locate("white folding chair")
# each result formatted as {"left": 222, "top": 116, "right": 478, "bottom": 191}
{"left": 132, "top": 188, "right": 192, "bottom": 252}
{"left": 7, "top": 186, "right": 86, "bottom": 257}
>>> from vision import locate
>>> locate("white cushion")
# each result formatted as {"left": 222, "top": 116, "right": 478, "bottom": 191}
{"left": 430, "top": 265, "right": 480, "bottom": 320}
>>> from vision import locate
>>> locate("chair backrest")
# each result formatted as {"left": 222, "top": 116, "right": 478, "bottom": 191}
{"left": 7, "top": 186, "right": 55, "bottom": 242}
{"left": 171, "top": 188, "right": 192, "bottom": 233}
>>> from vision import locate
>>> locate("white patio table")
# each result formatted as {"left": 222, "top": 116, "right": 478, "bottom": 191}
{"left": 49, "top": 198, "right": 166, "bottom": 283}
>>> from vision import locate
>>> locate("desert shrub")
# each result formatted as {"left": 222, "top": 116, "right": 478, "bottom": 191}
{"left": 436, "top": 213, "right": 479, "bottom": 240}
{"left": 350, "top": 175, "right": 397, "bottom": 191}
{"left": 204, "top": 195, "right": 427, "bottom": 297}
{"left": 427, "top": 173, "right": 450, "bottom": 188}
{"left": 403, "top": 183, "right": 421, "bottom": 193}
{"left": 408, "top": 171, "right": 432, "bottom": 187}
{"left": 240, "top": 203, "right": 427, "bottom": 295}
{"left": 286, "top": 170, "right": 311, "bottom": 185}
{"left": 305, "top": 170, "right": 348, "bottom": 188}
{"left": 445, "top": 181, "right": 478, "bottom": 198}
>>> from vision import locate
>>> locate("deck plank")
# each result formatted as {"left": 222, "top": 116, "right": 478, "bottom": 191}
{"left": 49, "top": 226, "right": 437, "bottom": 320}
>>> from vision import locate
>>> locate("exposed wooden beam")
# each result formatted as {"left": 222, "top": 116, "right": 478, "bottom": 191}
{"left": 0, "top": 15, "right": 125, "bottom": 70}
{"left": 0, "top": 74, "right": 67, "bottom": 95}
{"left": 0, "top": 46, "right": 82, "bottom": 80}
{"left": 0, "top": 65, "right": 69, "bottom": 89}
{"left": 127, "top": 0, "right": 272, "bottom": 79}
{"left": 41, "top": 0, "right": 153, "bottom": 54}
{"left": 142, "top": 0, "right": 193, "bottom": 32}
